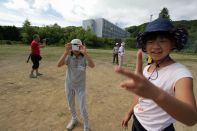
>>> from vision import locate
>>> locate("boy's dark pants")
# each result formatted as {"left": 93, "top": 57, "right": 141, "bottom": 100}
{"left": 113, "top": 53, "right": 118, "bottom": 64}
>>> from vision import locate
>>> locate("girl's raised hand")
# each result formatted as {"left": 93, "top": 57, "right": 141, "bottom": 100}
{"left": 115, "top": 49, "right": 159, "bottom": 100}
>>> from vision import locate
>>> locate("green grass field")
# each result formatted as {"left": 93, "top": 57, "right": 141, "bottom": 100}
{"left": 1, "top": 44, "right": 197, "bottom": 66}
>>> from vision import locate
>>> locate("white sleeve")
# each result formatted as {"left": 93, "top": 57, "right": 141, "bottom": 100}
{"left": 172, "top": 65, "right": 193, "bottom": 89}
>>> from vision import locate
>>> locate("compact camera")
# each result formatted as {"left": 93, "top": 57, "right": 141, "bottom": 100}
{"left": 71, "top": 39, "right": 82, "bottom": 51}
{"left": 72, "top": 44, "right": 80, "bottom": 51}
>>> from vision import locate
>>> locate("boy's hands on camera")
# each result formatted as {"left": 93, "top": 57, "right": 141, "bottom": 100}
{"left": 64, "top": 42, "right": 88, "bottom": 56}
{"left": 79, "top": 44, "right": 87, "bottom": 55}
{"left": 65, "top": 43, "right": 72, "bottom": 53}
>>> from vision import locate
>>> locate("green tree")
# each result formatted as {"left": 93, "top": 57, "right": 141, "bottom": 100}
{"left": 50, "top": 23, "right": 64, "bottom": 44}
{"left": 0, "top": 26, "right": 20, "bottom": 41}
{"left": 21, "top": 19, "right": 35, "bottom": 44}
{"left": 159, "top": 7, "right": 170, "bottom": 20}
{"left": 125, "top": 38, "right": 136, "bottom": 48}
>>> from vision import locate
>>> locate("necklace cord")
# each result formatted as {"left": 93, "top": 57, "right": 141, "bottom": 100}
{"left": 148, "top": 55, "right": 170, "bottom": 80}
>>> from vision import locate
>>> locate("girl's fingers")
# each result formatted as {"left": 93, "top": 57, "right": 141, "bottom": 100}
{"left": 135, "top": 49, "right": 143, "bottom": 74}
{"left": 120, "top": 80, "right": 136, "bottom": 91}
{"left": 115, "top": 67, "right": 139, "bottom": 81}
{"left": 121, "top": 121, "right": 127, "bottom": 129}
{"left": 121, "top": 121, "right": 124, "bottom": 127}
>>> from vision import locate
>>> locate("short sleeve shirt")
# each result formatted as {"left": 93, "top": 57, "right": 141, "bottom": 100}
{"left": 64, "top": 55, "right": 87, "bottom": 88}
{"left": 134, "top": 63, "right": 193, "bottom": 131}
{"left": 118, "top": 46, "right": 125, "bottom": 56}
{"left": 31, "top": 40, "right": 40, "bottom": 55}
{"left": 113, "top": 46, "right": 119, "bottom": 54}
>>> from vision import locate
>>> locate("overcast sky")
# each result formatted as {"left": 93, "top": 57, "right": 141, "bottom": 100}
{"left": 0, "top": 0, "right": 197, "bottom": 28}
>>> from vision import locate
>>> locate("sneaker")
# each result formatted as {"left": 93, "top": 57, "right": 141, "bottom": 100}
{"left": 29, "top": 74, "right": 37, "bottom": 78}
{"left": 66, "top": 119, "right": 78, "bottom": 130}
{"left": 36, "top": 73, "right": 43, "bottom": 76}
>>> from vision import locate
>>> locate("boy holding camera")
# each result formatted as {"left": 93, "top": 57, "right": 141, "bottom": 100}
{"left": 57, "top": 39, "right": 95, "bottom": 131}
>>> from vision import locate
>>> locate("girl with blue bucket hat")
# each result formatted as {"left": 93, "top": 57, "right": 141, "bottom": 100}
{"left": 115, "top": 18, "right": 197, "bottom": 131}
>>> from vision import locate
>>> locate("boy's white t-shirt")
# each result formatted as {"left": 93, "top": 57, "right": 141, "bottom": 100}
{"left": 118, "top": 46, "right": 125, "bottom": 56}
{"left": 134, "top": 63, "right": 193, "bottom": 131}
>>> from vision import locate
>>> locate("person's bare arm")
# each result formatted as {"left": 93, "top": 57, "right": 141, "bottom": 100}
{"left": 57, "top": 43, "right": 71, "bottom": 67}
{"left": 57, "top": 51, "right": 69, "bottom": 67}
{"left": 39, "top": 42, "right": 46, "bottom": 48}
{"left": 154, "top": 77, "right": 197, "bottom": 126}
{"left": 121, "top": 95, "right": 139, "bottom": 129}
{"left": 84, "top": 54, "right": 95, "bottom": 68}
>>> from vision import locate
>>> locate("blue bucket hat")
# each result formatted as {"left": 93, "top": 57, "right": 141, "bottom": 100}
{"left": 137, "top": 18, "right": 188, "bottom": 51}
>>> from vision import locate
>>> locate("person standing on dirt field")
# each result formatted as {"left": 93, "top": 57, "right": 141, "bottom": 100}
{"left": 113, "top": 43, "right": 119, "bottom": 64}
{"left": 57, "top": 39, "right": 95, "bottom": 131}
{"left": 29, "top": 34, "right": 44, "bottom": 78}
{"left": 118, "top": 42, "right": 125, "bottom": 67}
{"left": 116, "top": 18, "right": 197, "bottom": 131}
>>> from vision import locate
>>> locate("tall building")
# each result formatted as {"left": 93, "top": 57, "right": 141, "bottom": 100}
{"left": 82, "top": 18, "right": 130, "bottom": 39}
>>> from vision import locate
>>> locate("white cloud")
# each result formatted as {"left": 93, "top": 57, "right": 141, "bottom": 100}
{"left": 0, "top": 0, "right": 197, "bottom": 27}
{"left": 4, "top": 0, "right": 29, "bottom": 10}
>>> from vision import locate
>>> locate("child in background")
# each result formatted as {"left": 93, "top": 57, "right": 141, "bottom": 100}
{"left": 113, "top": 43, "right": 119, "bottom": 65}
{"left": 116, "top": 18, "right": 197, "bottom": 131}
{"left": 118, "top": 42, "right": 125, "bottom": 67}
{"left": 57, "top": 39, "right": 95, "bottom": 131}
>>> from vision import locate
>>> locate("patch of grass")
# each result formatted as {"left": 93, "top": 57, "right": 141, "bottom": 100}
{"left": 171, "top": 53, "right": 197, "bottom": 62}
{"left": 0, "top": 44, "right": 29, "bottom": 60}
{"left": 1, "top": 44, "right": 197, "bottom": 65}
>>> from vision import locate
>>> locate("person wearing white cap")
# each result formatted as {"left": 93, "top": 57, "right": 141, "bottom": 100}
{"left": 112, "top": 43, "right": 119, "bottom": 64}
{"left": 118, "top": 42, "right": 125, "bottom": 67}
{"left": 57, "top": 39, "right": 95, "bottom": 131}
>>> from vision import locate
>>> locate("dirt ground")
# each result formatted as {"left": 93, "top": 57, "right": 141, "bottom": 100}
{"left": 0, "top": 46, "right": 197, "bottom": 131}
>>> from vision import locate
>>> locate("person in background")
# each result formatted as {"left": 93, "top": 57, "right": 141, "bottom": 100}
{"left": 29, "top": 34, "right": 45, "bottom": 78}
{"left": 113, "top": 43, "right": 119, "bottom": 65}
{"left": 57, "top": 39, "right": 95, "bottom": 131}
{"left": 118, "top": 42, "right": 125, "bottom": 67}
{"left": 116, "top": 18, "right": 197, "bottom": 131}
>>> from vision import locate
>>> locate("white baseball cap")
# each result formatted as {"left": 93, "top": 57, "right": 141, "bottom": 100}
{"left": 71, "top": 39, "right": 82, "bottom": 45}
{"left": 121, "top": 42, "right": 125, "bottom": 46}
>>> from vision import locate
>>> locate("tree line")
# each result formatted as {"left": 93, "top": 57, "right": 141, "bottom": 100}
{"left": 0, "top": 20, "right": 118, "bottom": 49}
{"left": 0, "top": 8, "right": 197, "bottom": 52}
